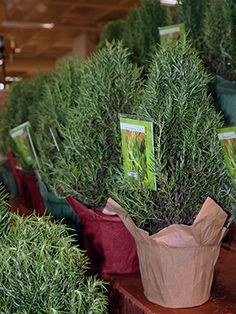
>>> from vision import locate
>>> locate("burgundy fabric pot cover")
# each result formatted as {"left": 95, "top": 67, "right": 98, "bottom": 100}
{"left": 7, "top": 148, "right": 45, "bottom": 216}
{"left": 67, "top": 196, "right": 139, "bottom": 274}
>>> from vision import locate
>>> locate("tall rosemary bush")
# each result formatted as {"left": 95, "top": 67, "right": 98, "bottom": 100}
{"left": 0, "top": 194, "right": 108, "bottom": 313}
{"left": 111, "top": 40, "right": 233, "bottom": 234}
{"left": 98, "top": 0, "right": 172, "bottom": 67}
{"left": 36, "top": 56, "right": 84, "bottom": 187}
{"left": 123, "top": 0, "right": 171, "bottom": 66}
{"left": 202, "top": 0, "right": 236, "bottom": 81}
{"left": 98, "top": 19, "right": 126, "bottom": 49}
{"left": 177, "top": 0, "right": 208, "bottom": 51}
{"left": 49, "top": 43, "right": 142, "bottom": 208}
{"left": 0, "top": 73, "right": 46, "bottom": 169}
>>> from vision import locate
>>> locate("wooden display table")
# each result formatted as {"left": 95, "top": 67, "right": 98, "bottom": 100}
{"left": 107, "top": 248, "right": 236, "bottom": 314}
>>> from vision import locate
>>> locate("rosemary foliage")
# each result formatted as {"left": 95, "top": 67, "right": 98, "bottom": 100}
{"left": 176, "top": 0, "right": 208, "bottom": 51}
{"left": 36, "top": 56, "right": 84, "bottom": 188}
{"left": 98, "top": 0, "right": 172, "bottom": 67}
{"left": 98, "top": 19, "right": 126, "bottom": 50}
{"left": 0, "top": 73, "right": 46, "bottom": 170}
{"left": 50, "top": 43, "right": 142, "bottom": 208}
{"left": 0, "top": 209, "right": 108, "bottom": 313}
{"left": 202, "top": 0, "right": 236, "bottom": 81}
{"left": 111, "top": 41, "right": 234, "bottom": 234}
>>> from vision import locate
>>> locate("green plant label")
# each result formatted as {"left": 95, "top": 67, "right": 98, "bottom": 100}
{"left": 218, "top": 126, "right": 236, "bottom": 185}
{"left": 120, "top": 115, "right": 156, "bottom": 190}
{"left": 10, "top": 121, "right": 39, "bottom": 168}
{"left": 158, "top": 23, "right": 185, "bottom": 46}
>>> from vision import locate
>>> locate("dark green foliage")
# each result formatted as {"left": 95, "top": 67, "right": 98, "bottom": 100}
{"left": 123, "top": 0, "right": 172, "bottom": 66}
{"left": 0, "top": 73, "right": 46, "bottom": 170}
{"left": 202, "top": 0, "right": 236, "bottom": 81}
{"left": 98, "top": 0, "right": 172, "bottom": 67}
{"left": 177, "top": 0, "right": 208, "bottom": 51}
{"left": 49, "top": 43, "right": 142, "bottom": 208}
{"left": 98, "top": 19, "right": 126, "bottom": 49}
{"left": 36, "top": 56, "right": 84, "bottom": 187}
{"left": 0, "top": 209, "right": 108, "bottom": 313}
{"left": 111, "top": 41, "right": 234, "bottom": 234}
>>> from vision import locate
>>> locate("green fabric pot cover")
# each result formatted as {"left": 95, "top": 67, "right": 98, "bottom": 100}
{"left": 0, "top": 165, "right": 18, "bottom": 198}
{"left": 38, "top": 179, "right": 82, "bottom": 239}
{"left": 215, "top": 75, "right": 236, "bottom": 126}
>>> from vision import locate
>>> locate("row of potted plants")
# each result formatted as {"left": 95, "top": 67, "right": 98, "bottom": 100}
{"left": 0, "top": 0, "right": 235, "bottom": 309}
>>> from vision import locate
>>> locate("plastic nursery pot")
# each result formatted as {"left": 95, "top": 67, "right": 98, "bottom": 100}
{"left": 66, "top": 196, "right": 139, "bottom": 275}
{"left": 38, "top": 180, "right": 82, "bottom": 243}
{"left": 105, "top": 197, "right": 228, "bottom": 308}
{"left": 215, "top": 75, "right": 236, "bottom": 126}
{"left": 7, "top": 148, "right": 45, "bottom": 216}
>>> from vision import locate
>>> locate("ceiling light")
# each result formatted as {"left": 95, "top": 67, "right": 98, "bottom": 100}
{"left": 5, "top": 76, "right": 22, "bottom": 82}
{"left": 14, "top": 47, "right": 21, "bottom": 53}
{"left": 2, "top": 21, "right": 55, "bottom": 29}
{"left": 0, "top": 83, "right": 5, "bottom": 90}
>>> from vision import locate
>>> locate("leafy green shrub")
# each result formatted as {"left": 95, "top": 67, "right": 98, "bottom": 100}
{"left": 36, "top": 56, "right": 84, "bottom": 187}
{"left": 98, "top": 19, "right": 126, "bottom": 49}
{"left": 177, "top": 0, "right": 208, "bottom": 51}
{"left": 98, "top": 0, "right": 172, "bottom": 67}
{"left": 202, "top": 0, "right": 236, "bottom": 81}
{"left": 0, "top": 192, "right": 108, "bottom": 313}
{"left": 0, "top": 73, "right": 46, "bottom": 170}
{"left": 48, "top": 43, "right": 142, "bottom": 208}
{"left": 111, "top": 40, "right": 234, "bottom": 234}
{"left": 123, "top": 0, "right": 172, "bottom": 66}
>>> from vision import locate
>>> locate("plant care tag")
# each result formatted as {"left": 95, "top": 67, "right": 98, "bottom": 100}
{"left": 119, "top": 114, "right": 156, "bottom": 191}
{"left": 10, "top": 121, "right": 39, "bottom": 169}
{"left": 218, "top": 126, "right": 236, "bottom": 186}
{"left": 158, "top": 23, "right": 185, "bottom": 46}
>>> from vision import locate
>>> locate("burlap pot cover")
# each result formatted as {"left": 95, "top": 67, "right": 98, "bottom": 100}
{"left": 105, "top": 197, "right": 228, "bottom": 308}
{"left": 66, "top": 196, "right": 139, "bottom": 274}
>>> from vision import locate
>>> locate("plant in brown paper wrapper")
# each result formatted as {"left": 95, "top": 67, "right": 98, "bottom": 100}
{"left": 110, "top": 40, "right": 234, "bottom": 234}
{"left": 104, "top": 197, "right": 228, "bottom": 308}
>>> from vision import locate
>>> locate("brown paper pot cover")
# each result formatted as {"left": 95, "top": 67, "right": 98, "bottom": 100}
{"left": 105, "top": 197, "right": 228, "bottom": 308}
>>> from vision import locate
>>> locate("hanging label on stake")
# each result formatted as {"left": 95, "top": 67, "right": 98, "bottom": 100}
{"left": 119, "top": 114, "right": 156, "bottom": 190}
{"left": 10, "top": 121, "right": 39, "bottom": 168}
{"left": 218, "top": 126, "right": 236, "bottom": 186}
{"left": 158, "top": 23, "right": 185, "bottom": 46}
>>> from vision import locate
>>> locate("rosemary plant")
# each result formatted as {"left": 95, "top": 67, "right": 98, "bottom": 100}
{"left": 176, "top": 0, "right": 208, "bottom": 51}
{"left": 0, "top": 199, "right": 108, "bottom": 313}
{"left": 123, "top": 0, "right": 171, "bottom": 66}
{"left": 50, "top": 43, "right": 142, "bottom": 208}
{"left": 98, "top": 0, "right": 172, "bottom": 67}
{"left": 36, "top": 56, "right": 84, "bottom": 187}
{"left": 202, "top": 0, "right": 236, "bottom": 81}
{"left": 98, "top": 19, "right": 126, "bottom": 49}
{"left": 0, "top": 73, "right": 46, "bottom": 170}
{"left": 111, "top": 40, "right": 234, "bottom": 234}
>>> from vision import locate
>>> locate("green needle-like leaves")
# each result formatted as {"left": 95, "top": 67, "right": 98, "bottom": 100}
{"left": 50, "top": 43, "right": 142, "bottom": 208}
{"left": 0, "top": 200, "right": 108, "bottom": 313}
{"left": 111, "top": 41, "right": 234, "bottom": 234}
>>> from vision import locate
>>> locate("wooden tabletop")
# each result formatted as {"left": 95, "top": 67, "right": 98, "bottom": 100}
{"left": 107, "top": 248, "right": 236, "bottom": 314}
